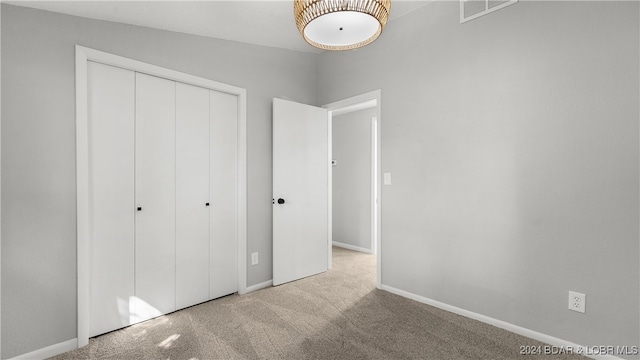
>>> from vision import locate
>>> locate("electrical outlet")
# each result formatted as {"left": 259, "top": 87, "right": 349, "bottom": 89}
{"left": 251, "top": 252, "right": 259, "bottom": 266}
{"left": 568, "top": 291, "right": 586, "bottom": 313}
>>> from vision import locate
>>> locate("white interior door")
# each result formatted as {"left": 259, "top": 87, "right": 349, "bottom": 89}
{"left": 210, "top": 91, "right": 239, "bottom": 299}
{"left": 272, "top": 98, "right": 329, "bottom": 286}
{"left": 87, "top": 62, "right": 135, "bottom": 337}
{"left": 134, "top": 73, "right": 176, "bottom": 321}
{"left": 175, "top": 82, "right": 210, "bottom": 309}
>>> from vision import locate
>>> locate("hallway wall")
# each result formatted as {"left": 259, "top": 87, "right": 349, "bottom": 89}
{"left": 332, "top": 108, "right": 375, "bottom": 252}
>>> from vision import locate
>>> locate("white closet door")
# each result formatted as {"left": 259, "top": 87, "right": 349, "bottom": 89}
{"left": 176, "top": 82, "right": 210, "bottom": 309}
{"left": 134, "top": 73, "right": 176, "bottom": 321}
{"left": 210, "top": 91, "right": 238, "bottom": 299}
{"left": 87, "top": 62, "right": 135, "bottom": 337}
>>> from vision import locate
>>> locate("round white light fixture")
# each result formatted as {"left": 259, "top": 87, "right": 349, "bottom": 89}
{"left": 294, "top": 0, "right": 391, "bottom": 51}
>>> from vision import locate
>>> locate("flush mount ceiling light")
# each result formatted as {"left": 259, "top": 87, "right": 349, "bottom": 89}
{"left": 294, "top": 0, "right": 391, "bottom": 51}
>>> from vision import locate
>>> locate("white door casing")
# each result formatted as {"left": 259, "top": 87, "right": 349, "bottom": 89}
{"left": 323, "top": 90, "right": 382, "bottom": 289}
{"left": 272, "top": 98, "right": 329, "bottom": 286}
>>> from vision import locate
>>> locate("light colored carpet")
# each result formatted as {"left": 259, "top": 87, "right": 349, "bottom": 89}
{"left": 50, "top": 247, "right": 586, "bottom": 360}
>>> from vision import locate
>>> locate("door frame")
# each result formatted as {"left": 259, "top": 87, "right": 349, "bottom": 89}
{"left": 323, "top": 90, "right": 382, "bottom": 289}
{"left": 75, "top": 46, "right": 248, "bottom": 348}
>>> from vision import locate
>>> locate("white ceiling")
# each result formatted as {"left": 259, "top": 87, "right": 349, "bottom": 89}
{"left": 5, "top": 0, "right": 431, "bottom": 53}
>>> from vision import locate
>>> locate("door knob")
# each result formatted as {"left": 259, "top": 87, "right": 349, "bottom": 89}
{"left": 137, "top": 207, "right": 142, "bottom": 211}
{"left": 277, "top": 198, "right": 285, "bottom": 204}
{"left": 205, "top": 203, "right": 210, "bottom": 206}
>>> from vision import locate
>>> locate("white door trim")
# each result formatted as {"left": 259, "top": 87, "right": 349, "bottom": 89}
{"left": 371, "top": 116, "right": 378, "bottom": 256}
{"left": 75, "top": 45, "right": 248, "bottom": 348}
{"left": 323, "top": 90, "right": 382, "bottom": 289}
{"left": 327, "top": 110, "right": 333, "bottom": 270}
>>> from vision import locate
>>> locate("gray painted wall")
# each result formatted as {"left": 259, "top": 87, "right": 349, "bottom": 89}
{"left": 1, "top": 4, "right": 316, "bottom": 358}
{"left": 2, "top": 1, "right": 639, "bottom": 358}
{"left": 332, "top": 109, "right": 374, "bottom": 252}
{"left": 319, "top": 0, "right": 639, "bottom": 351}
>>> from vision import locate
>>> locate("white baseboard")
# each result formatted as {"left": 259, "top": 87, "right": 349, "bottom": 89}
{"left": 243, "top": 279, "right": 272, "bottom": 294}
{"left": 332, "top": 241, "right": 372, "bottom": 254}
{"left": 9, "top": 338, "right": 77, "bottom": 360}
{"left": 380, "top": 285, "right": 624, "bottom": 360}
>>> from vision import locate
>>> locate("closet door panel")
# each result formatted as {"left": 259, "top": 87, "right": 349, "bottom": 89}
{"left": 210, "top": 91, "right": 238, "bottom": 299}
{"left": 87, "top": 62, "right": 135, "bottom": 337}
{"left": 176, "top": 82, "right": 210, "bottom": 309}
{"left": 134, "top": 73, "right": 176, "bottom": 320}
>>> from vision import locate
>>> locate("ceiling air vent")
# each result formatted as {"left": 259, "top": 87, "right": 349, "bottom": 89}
{"left": 460, "top": 0, "right": 518, "bottom": 23}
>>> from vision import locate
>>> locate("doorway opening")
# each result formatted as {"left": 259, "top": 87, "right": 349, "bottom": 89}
{"left": 324, "top": 90, "right": 381, "bottom": 289}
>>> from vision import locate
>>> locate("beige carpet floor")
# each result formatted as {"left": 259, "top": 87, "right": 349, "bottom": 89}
{"left": 50, "top": 247, "right": 586, "bottom": 360}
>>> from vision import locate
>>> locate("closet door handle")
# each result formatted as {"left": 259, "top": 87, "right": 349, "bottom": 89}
{"left": 205, "top": 203, "right": 210, "bottom": 206}
{"left": 277, "top": 198, "right": 285, "bottom": 205}
{"left": 137, "top": 207, "right": 142, "bottom": 211}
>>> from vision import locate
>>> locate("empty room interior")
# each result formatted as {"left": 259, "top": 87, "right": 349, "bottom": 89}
{"left": 1, "top": 0, "right": 639, "bottom": 359}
